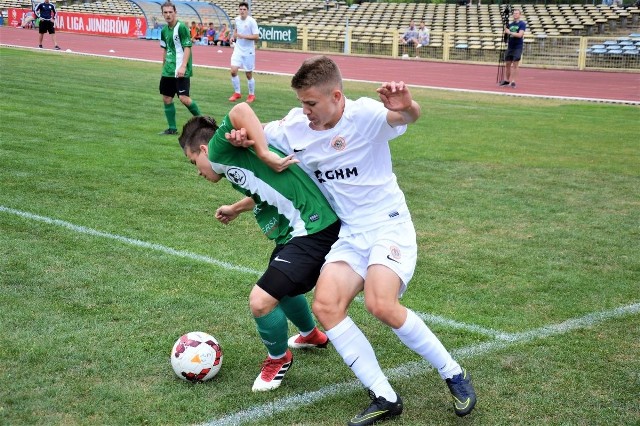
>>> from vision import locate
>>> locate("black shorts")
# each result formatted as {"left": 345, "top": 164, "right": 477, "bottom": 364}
{"left": 159, "top": 76, "right": 190, "bottom": 98}
{"left": 505, "top": 47, "right": 523, "bottom": 62}
{"left": 256, "top": 220, "right": 340, "bottom": 300}
{"left": 39, "top": 19, "right": 55, "bottom": 34}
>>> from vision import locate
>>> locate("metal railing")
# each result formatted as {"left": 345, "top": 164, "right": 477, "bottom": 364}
{"left": 258, "top": 26, "right": 640, "bottom": 71}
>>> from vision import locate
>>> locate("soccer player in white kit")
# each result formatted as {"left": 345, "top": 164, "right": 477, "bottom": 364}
{"left": 228, "top": 2, "right": 259, "bottom": 104}
{"left": 227, "top": 55, "right": 477, "bottom": 426}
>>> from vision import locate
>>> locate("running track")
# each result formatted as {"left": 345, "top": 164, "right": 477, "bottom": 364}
{"left": 2, "top": 26, "right": 639, "bottom": 104}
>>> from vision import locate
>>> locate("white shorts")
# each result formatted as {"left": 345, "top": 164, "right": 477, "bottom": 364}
{"left": 324, "top": 220, "right": 417, "bottom": 296}
{"left": 230, "top": 50, "right": 255, "bottom": 72}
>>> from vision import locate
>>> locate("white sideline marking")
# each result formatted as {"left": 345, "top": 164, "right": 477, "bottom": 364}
{"left": 2, "top": 205, "right": 508, "bottom": 337}
{"left": 3, "top": 206, "right": 638, "bottom": 424}
{"left": 416, "top": 311, "right": 514, "bottom": 340}
{"left": 201, "top": 302, "right": 640, "bottom": 426}
{"left": 0, "top": 206, "right": 262, "bottom": 276}
{"left": 1, "top": 44, "right": 636, "bottom": 105}
{"left": 355, "top": 295, "right": 509, "bottom": 339}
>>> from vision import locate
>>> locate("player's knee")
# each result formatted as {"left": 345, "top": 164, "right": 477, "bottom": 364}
{"left": 311, "top": 296, "right": 331, "bottom": 319}
{"left": 312, "top": 294, "right": 344, "bottom": 326}
{"left": 249, "top": 286, "right": 276, "bottom": 317}
{"left": 364, "top": 296, "right": 397, "bottom": 322}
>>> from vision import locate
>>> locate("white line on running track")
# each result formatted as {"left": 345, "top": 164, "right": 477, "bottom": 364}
{"left": 200, "top": 302, "right": 640, "bottom": 426}
{"left": 0, "top": 205, "right": 262, "bottom": 276}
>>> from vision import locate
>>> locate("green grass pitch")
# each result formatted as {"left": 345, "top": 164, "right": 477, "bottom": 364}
{"left": 0, "top": 47, "right": 638, "bottom": 425}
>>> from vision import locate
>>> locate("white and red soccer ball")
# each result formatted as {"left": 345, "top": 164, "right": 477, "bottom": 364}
{"left": 170, "top": 331, "right": 223, "bottom": 382}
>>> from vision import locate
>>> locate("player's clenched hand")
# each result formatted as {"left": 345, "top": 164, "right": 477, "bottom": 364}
{"left": 225, "top": 128, "right": 254, "bottom": 148}
{"left": 215, "top": 205, "right": 239, "bottom": 224}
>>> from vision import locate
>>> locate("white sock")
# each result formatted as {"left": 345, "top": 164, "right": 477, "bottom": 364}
{"left": 393, "top": 309, "right": 462, "bottom": 380}
{"left": 231, "top": 76, "right": 241, "bottom": 94}
{"left": 247, "top": 78, "right": 255, "bottom": 95}
{"left": 326, "top": 317, "right": 397, "bottom": 402}
{"left": 299, "top": 328, "right": 313, "bottom": 337}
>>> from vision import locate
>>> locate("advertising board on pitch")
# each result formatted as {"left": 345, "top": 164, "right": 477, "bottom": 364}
{"left": 258, "top": 25, "right": 297, "bottom": 43}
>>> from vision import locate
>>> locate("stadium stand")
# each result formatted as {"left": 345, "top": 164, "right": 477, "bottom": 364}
{"left": 61, "top": 0, "right": 142, "bottom": 16}
{"left": 4, "top": 1, "right": 637, "bottom": 38}
{"left": 585, "top": 33, "right": 640, "bottom": 67}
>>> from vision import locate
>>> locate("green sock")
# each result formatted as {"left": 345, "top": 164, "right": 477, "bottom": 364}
{"left": 163, "top": 103, "right": 177, "bottom": 130}
{"left": 279, "top": 294, "right": 315, "bottom": 334}
{"left": 254, "top": 306, "right": 288, "bottom": 357}
{"left": 187, "top": 100, "right": 201, "bottom": 116}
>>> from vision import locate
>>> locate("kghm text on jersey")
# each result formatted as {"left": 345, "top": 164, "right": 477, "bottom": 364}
{"left": 314, "top": 167, "right": 358, "bottom": 183}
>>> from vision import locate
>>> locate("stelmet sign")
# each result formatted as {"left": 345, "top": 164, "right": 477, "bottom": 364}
{"left": 259, "top": 25, "right": 297, "bottom": 43}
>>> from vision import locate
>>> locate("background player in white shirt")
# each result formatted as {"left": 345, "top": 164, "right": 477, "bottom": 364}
{"left": 228, "top": 2, "right": 259, "bottom": 104}
{"left": 227, "top": 55, "right": 477, "bottom": 426}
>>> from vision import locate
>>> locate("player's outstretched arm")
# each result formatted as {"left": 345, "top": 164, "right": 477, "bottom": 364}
{"left": 376, "top": 81, "right": 421, "bottom": 127}
{"left": 215, "top": 197, "right": 255, "bottom": 225}
{"left": 227, "top": 103, "right": 298, "bottom": 172}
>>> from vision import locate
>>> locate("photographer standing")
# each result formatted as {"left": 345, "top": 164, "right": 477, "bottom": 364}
{"left": 500, "top": 8, "right": 526, "bottom": 88}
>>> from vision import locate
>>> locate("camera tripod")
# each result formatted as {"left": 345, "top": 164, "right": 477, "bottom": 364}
{"left": 496, "top": 4, "right": 512, "bottom": 84}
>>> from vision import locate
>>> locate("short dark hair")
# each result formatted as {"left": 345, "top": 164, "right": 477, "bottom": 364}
{"left": 178, "top": 116, "right": 218, "bottom": 154}
{"left": 239, "top": 2, "right": 249, "bottom": 9}
{"left": 161, "top": 1, "right": 175, "bottom": 12}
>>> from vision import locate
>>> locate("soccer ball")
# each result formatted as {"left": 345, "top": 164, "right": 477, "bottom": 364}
{"left": 170, "top": 331, "right": 223, "bottom": 382}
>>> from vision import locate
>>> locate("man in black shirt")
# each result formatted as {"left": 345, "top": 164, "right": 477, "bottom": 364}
{"left": 34, "top": 0, "right": 60, "bottom": 50}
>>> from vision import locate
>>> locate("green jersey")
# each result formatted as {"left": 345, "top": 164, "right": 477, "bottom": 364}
{"left": 160, "top": 20, "right": 193, "bottom": 78}
{"left": 210, "top": 115, "right": 338, "bottom": 245}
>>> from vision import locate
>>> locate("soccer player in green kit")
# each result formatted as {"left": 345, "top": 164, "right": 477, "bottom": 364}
{"left": 158, "top": 1, "right": 201, "bottom": 135}
{"left": 178, "top": 102, "right": 340, "bottom": 392}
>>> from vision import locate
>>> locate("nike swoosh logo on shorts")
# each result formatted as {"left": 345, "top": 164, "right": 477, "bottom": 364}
{"left": 293, "top": 148, "right": 306, "bottom": 153}
{"left": 386, "top": 255, "right": 400, "bottom": 264}
{"left": 274, "top": 256, "right": 291, "bottom": 264}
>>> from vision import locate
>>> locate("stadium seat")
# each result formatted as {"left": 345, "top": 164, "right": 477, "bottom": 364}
{"left": 144, "top": 28, "right": 152, "bottom": 40}
{"left": 151, "top": 28, "right": 161, "bottom": 40}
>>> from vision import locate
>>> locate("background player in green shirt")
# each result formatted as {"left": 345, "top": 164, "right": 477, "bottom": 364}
{"left": 178, "top": 102, "right": 340, "bottom": 392}
{"left": 158, "top": 1, "right": 201, "bottom": 135}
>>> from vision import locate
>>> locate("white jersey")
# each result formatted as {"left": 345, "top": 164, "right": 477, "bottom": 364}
{"left": 233, "top": 15, "right": 258, "bottom": 54}
{"left": 264, "top": 97, "right": 411, "bottom": 236}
